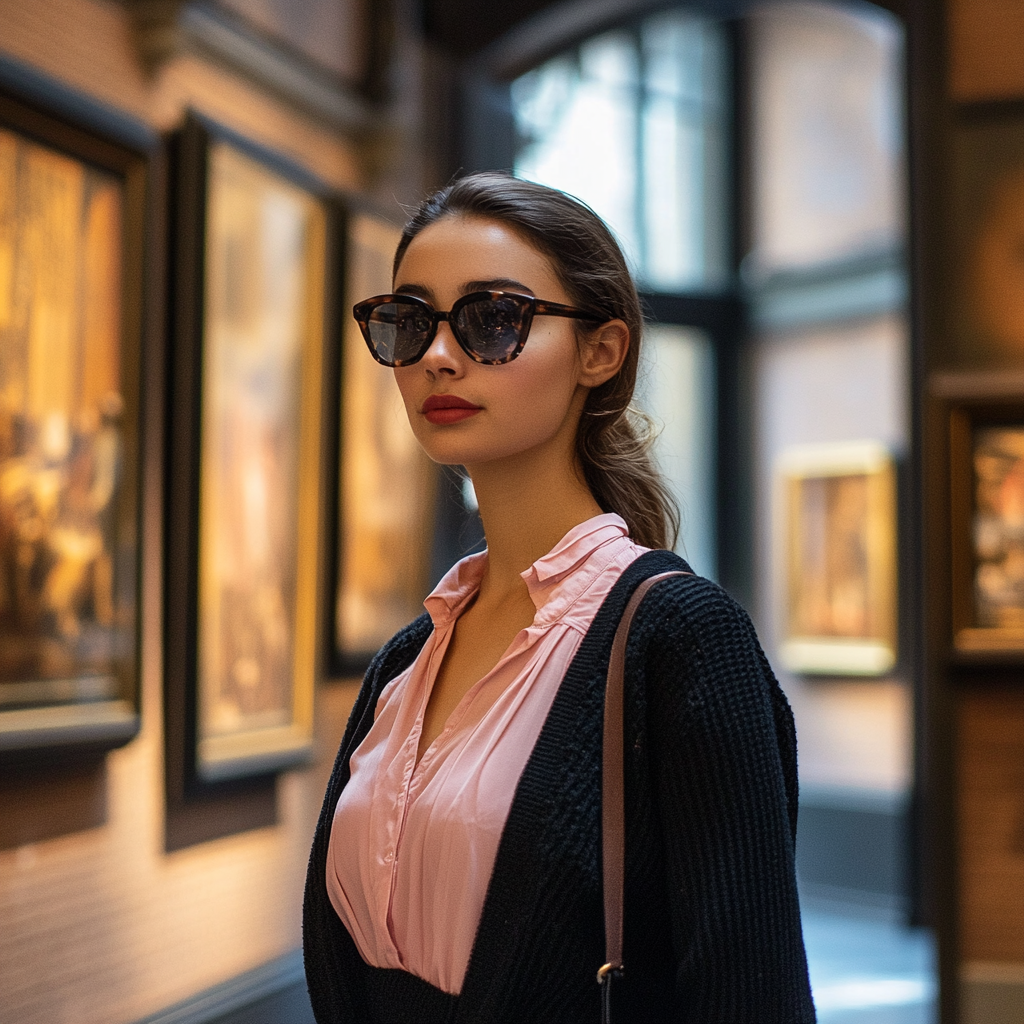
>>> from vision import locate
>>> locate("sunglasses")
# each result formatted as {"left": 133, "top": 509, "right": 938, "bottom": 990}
{"left": 353, "top": 290, "right": 607, "bottom": 367}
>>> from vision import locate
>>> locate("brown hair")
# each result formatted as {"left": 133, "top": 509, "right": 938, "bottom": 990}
{"left": 393, "top": 172, "right": 679, "bottom": 550}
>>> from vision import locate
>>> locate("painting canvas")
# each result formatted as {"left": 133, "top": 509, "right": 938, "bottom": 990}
{"left": 777, "top": 441, "right": 897, "bottom": 675}
{"left": 333, "top": 210, "right": 436, "bottom": 672}
{"left": 961, "top": 425, "right": 1024, "bottom": 650}
{"left": 167, "top": 120, "right": 329, "bottom": 783}
{"left": 0, "top": 121, "right": 140, "bottom": 753}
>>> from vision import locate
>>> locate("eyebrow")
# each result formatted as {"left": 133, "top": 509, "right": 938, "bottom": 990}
{"left": 394, "top": 283, "right": 436, "bottom": 302}
{"left": 464, "top": 278, "right": 535, "bottom": 295}
{"left": 393, "top": 278, "right": 536, "bottom": 305}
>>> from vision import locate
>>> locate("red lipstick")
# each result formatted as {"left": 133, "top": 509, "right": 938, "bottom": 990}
{"left": 421, "top": 394, "right": 483, "bottom": 425}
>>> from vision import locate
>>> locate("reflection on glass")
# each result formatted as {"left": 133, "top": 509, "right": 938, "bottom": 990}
{"left": 513, "top": 13, "right": 727, "bottom": 290}
{"left": 635, "top": 325, "right": 716, "bottom": 578}
{"left": 748, "top": 1, "right": 905, "bottom": 274}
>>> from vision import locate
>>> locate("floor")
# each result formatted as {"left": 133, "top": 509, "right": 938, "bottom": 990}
{"left": 803, "top": 904, "right": 937, "bottom": 1024}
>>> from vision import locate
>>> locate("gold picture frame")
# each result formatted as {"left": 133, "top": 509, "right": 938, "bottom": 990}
{"left": 166, "top": 113, "right": 333, "bottom": 786}
{"left": 330, "top": 207, "right": 437, "bottom": 674}
{"left": 776, "top": 441, "right": 897, "bottom": 676}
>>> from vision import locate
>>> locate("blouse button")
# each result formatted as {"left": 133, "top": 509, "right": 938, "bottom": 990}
{"left": 384, "top": 850, "right": 393, "bottom": 863}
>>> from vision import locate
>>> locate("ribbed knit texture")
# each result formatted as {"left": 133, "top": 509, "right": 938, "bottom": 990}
{"left": 303, "top": 550, "right": 816, "bottom": 1023}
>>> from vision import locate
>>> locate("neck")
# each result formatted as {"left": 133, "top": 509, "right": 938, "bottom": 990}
{"left": 465, "top": 438, "right": 603, "bottom": 602}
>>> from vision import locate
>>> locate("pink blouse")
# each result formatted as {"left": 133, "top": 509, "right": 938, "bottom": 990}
{"left": 326, "top": 513, "right": 648, "bottom": 995}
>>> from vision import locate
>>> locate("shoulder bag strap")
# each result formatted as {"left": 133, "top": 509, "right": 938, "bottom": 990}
{"left": 598, "top": 570, "right": 691, "bottom": 1024}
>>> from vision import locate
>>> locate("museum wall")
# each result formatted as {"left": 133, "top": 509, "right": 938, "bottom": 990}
{"left": 0, "top": 1, "right": 427, "bottom": 1022}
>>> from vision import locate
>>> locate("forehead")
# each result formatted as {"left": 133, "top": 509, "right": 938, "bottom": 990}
{"left": 394, "top": 214, "right": 564, "bottom": 295}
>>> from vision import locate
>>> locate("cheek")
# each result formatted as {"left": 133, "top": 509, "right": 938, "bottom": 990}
{"left": 391, "top": 330, "right": 583, "bottom": 465}
{"left": 393, "top": 367, "right": 417, "bottom": 410}
{"left": 484, "top": 336, "right": 582, "bottom": 443}
{"left": 392, "top": 367, "right": 430, "bottom": 443}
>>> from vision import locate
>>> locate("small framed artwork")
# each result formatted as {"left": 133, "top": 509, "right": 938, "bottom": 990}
{"left": 329, "top": 207, "right": 437, "bottom": 676}
{"left": 775, "top": 441, "right": 898, "bottom": 675}
{"left": 165, "top": 113, "right": 335, "bottom": 786}
{"left": 949, "top": 390, "right": 1024, "bottom": 659}
{"left": 0, "top": 70, "right": 153, "bottom": 760}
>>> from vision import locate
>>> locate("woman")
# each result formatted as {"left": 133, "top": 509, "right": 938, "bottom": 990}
{"left": 303, "top": 172, "right": 815, "bottom": 1023}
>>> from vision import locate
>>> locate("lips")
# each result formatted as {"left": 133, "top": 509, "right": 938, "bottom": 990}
{"left": 421, "top": 394, "right": 483, "bottom": 425}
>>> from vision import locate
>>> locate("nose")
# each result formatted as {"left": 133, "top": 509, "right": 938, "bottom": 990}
{"left": 418, "top": 319, "right": 465, "bottom": 378}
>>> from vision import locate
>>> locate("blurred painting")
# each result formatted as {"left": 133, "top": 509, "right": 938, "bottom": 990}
{"left": 196, "top": 140, "right": 325, "bottom": 777}
{"left": 971, "top": 426, "right": 1024, "bottom": 635}
{"left": 0, "top": 125, "right": 136, "bottom": 731}
{"left": 334, "top": 211, "right": 436, "bottom": 670}
{"left": 777, "top": 442, "right": 897, "bottom": 675}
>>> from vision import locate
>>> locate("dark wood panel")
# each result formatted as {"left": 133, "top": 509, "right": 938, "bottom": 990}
{"left": 948, "top": 0, "right": 1024, "bottom": 103}
{"left": 958, "top": 684, "right": 1024, "bottom": 961}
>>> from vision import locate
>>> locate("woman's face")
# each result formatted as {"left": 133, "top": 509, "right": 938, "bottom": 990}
{"left": 391, "top": 214, "right": 597, "bottom": 470}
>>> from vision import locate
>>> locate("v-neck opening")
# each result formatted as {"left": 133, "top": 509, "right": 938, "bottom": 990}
{"left": 411, "top": 620, "right": 536, "bottom": 777}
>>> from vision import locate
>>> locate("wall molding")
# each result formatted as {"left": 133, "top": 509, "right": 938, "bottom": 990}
{"left": 962, "top": 962, "right": 1024, "bottom": 1024}
{"left": 133, "top": 950, "right": 305, "bottom": 1024}
{"left": 128, "top": 1, "right": 385, "bottom": 138}
{"left": 797, "top": 785, "right": 910, "bottom": 920}
{"left": 749, "top": 247, "right": 908, "bottom": 333}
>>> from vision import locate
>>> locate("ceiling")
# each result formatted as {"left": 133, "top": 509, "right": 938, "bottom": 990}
{"left": 419, "top": 0, "right": 906, "bottom": 60}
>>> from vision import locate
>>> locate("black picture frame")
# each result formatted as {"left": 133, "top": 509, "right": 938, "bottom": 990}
{"left": 0, "top": 56, "right": 154, "bottom": 765}
{"left": 165, "top": 111, "right": 340, "bottom": 795}
{"left": 946, "top": 378, "right": 1024, "bottom": 663}
{"left": 325, "top": 201, "right": 438, "bottom": 678}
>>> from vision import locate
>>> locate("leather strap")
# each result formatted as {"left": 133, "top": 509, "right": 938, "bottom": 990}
{"left": 599, "top": 570, "right": 691, "bottom": 1011}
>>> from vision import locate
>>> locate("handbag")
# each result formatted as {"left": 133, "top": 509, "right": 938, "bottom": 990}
{"left": 598, "top": 570, "right": 690, "bottom": 1024}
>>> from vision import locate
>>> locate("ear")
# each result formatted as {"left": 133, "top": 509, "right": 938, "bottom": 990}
{"left": 577, "top": 319, "right": 630, "bottom": 389}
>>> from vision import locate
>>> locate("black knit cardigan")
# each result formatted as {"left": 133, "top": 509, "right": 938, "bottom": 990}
{"left": 303, "top": 549, "right": 817, "bottom": 1023}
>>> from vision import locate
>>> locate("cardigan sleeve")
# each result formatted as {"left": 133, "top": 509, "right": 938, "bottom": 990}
{"left": 640, "top": 577, "right": 816, "bottom": 1023}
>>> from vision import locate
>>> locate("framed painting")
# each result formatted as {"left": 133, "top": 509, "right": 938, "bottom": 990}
{"left": 0, "top": 69, "right": 152, "bottom": 761}
{"left": 949, "top": 390, "right": 1024, "bottom": 659}
{"left": 166, "top": 113, "right": 335, "bottom": 786}
{"left": 329, "top": 206, "right": 436, "bottom": 676}
{"left": 775, "top": 441, "right": 898, "bottom": 676}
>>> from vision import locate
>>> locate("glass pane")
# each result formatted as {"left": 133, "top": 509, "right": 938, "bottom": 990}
{"left": 748, "top": 1, "right": 905, "bottom": 274}
{"left": 514, "top": 33, "right": 640, "bottom": 266}
{"left": 641, "top": 13, "right": 729, "bottom": 289}
{"left": 512, "top": 15, "right": 728, "bottom": 289}
{"left": 635, "top": 325, "right": 716, "bottom": 578}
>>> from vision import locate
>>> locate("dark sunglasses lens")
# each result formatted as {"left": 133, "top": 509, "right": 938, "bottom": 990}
{"left": 364, "top": 302, "right": 433, "bottom": 365}
{"left": 455, "top": 295, "right": 529, "bottom": 362}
